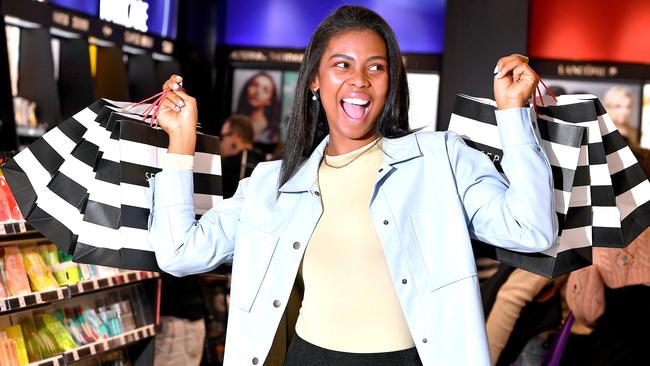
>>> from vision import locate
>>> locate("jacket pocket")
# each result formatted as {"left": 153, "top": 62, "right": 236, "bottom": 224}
{"left": 229, "top": 221, "right": 280, "bottom": 312}
{"left": 408, "top": 204, "right": 477, "bottom": 292}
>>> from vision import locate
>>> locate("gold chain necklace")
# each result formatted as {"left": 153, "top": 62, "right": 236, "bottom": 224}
{"left": 323, "top": 137, "right": 382, "bottom": 169}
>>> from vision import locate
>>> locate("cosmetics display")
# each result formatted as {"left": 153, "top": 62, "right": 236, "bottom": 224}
{"left": 0, "top": 283, "right": 153, "bottom": 365}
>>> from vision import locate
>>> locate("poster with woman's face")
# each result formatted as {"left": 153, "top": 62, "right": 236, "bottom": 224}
{"left": 541, "top": 78, "right": 642, "bottom": 141}
{"left": 231, "top": 69, "right": 283, "bottom": 144}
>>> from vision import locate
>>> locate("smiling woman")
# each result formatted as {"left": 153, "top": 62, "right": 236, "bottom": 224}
{"left": 310, "top": 29, "right": 388, "bottom": 154}
{"left": 149, "top": 5, "right": 557, "bottom": 366}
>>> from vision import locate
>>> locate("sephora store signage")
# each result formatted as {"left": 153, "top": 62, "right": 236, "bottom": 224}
{"left": 99, "top": 0, "right": 149, "bottom": 33}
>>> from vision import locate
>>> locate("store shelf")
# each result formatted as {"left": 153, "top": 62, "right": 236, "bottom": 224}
{"left": 25, "top": 324, "right": 155, "bottom": 366}
{"left": 0, "top": 287, "right": 67, "bottom": 313}
{"left": 0, "top": 221, "right": 32, "bottom": 235}
{"left": 29, "top": 355, "right": 64, "bottom": 366}
{"left": 0, "top": 271, "right": 159, "bottom": 314}
{"left": 62, "top": 324, "right": 155, "bottom": 364}
{"left": 68, "top": 271, "right": 159, "bottom": 296}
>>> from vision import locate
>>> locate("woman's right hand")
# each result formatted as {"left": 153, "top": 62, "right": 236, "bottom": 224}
{"left": 158, "top": 75, "right": 198, "bottom": 155}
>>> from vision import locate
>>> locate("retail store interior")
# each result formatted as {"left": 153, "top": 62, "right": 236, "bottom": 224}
{"left": 0, "top": 0, "right": 648, "bottom": 365}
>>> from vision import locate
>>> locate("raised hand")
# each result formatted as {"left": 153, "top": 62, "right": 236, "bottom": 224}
{"left": 157, "top": 75, "right": 198, "bottom": 155}
{"left": 493, "top": 54, "right": 539, "bottom": 110}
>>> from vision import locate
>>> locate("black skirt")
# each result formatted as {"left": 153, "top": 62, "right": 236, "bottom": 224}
{"left": 284, "top": 334, "right": 423, "bottom": 366}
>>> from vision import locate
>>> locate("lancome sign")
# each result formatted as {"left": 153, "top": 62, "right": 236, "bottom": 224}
{"left": 99, "top": 0, "right": 149, "bottom": 33}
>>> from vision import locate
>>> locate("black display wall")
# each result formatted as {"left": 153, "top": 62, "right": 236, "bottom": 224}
{"left": 175, "top": 0, "right": 220, "bottom": 136}
{"left": 438, "top": 0, "right": 529, "bottom": 131}
{"left": 0, "top": 0, "right": 17, "bottom": 151}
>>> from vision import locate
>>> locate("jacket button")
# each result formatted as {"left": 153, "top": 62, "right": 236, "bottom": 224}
{"left": 314, "top": 191, "right": 321, "bottom": 196}
{"left": 293, "top": 242, "right": 301, "bottom": 250}
{"left": 422, "top": 338, "right": 428, "bottom": 343}
{"left": 402, "top": 279, "right": 407, "bottom": 284}
{"left": 252, "top": 357, "right": 259, "bottom": 364}
{"left": 383, "top": 220, "right": 389, "bottom": 225}
{"left": 273, "top": 300, "right": 281, "bottom": 308}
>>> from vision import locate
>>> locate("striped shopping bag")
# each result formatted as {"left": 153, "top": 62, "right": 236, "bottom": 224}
{"left": 449, "top": 94, "right": 592, "bottom": 277}
{"left": 1, "top": 99, "right": 114, "bottom": 251}
{"left": 71, "top": 117, "right": 222, "bottom": 271}
{"left": 590, "top": 97, "right": 650, "bottom": 245}
{"left": 536, "top": 96, "right": 622, "bottom": 248}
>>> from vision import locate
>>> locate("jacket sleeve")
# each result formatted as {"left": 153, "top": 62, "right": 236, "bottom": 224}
{"left": 147, "top": 169, "right": 246, "bottom": 276}
{"left": 447, "top": 108, "right": 557, "bottom": 252}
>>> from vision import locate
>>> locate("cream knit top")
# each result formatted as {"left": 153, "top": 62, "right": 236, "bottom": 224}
{"left": 295, "top": 139, "right": 415, "bottom": 352}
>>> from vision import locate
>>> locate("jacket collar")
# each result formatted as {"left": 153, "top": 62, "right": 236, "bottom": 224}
{"left": 279, "top": 133, "right": 422, "bottom": 193}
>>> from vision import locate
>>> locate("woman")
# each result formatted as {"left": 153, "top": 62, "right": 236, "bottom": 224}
{"left": 151, "top": 6, "right": 556, "bottom": 365}
{"left": 236, "top": 72, "right": 282, "bottom": 144}
{"left": 603, "top": 85, "right": 638, "bottom": 146}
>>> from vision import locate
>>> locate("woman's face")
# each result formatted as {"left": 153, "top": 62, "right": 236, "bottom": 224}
{"left": 246, "top": 75, "right": 275, "bottom": 109}
{"left": 311, "top": 29, "right": 389, "bottom": 153}
{"left": 607, "top": 93, "right": 632, "bottom": 127}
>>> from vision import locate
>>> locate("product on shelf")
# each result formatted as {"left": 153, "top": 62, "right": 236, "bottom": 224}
{"left": 4, "top": 247, "right": 31, "bottom": 296}
{"left": 0, "top": 173, "right": 23, "bottom": 222}
{"left": 36, "top": 313, "right": 77, "bottom": 351}
{"left": 22, "top": 247, "right": 59, "bottom": 292}
{"left": 0, "top": 257, "right": 8, "bottom": 298}
{"left": 80, "top": 306, "right": 110, "bottom": 341}
{"left": 1, "top": 330, "right": 23, "bottom": 366}
{"left": 54, "top": 309, "right": 88, "bottom": 346}
{"left": 51, "top": 262, "right": 81, "bottom": 286}
{"left": 5, "top": 325, "right": 29, "bottom": 365}
{"left": 38, "top": 244, "right": 60, "bottom": 268}
{"left": 19, "top": 317, "right": 43, "bottom": 362}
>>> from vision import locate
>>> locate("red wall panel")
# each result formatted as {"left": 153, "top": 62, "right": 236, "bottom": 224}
{"left": 529, "top": 0, "right": 650, "bottom": 63}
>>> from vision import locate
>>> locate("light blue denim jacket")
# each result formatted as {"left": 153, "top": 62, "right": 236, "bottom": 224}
{"left": 148, "top": 108, "right": 557, "bottom": 365}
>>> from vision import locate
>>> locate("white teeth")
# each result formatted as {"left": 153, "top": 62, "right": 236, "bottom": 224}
{"left": 342, "top": 98, "right": 369, "bottom": 106}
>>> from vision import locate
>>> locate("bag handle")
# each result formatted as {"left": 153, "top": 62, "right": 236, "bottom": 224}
{"left": 532, "top": 75, "right": 558, "bottom": 116}
{"left": 123, "top": 89, "right": 172, "bottom": 128}
{"left": 541, "top": 312, "right": 575, "bottom": 366}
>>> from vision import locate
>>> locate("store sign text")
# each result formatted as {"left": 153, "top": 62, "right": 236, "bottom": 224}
{"left": 51, "top": 11, "right": 90, "bottom": 32}
{"left": 229, "top": 50, "right": 304, "bottom": 64}
{"left": 557, "top": 64, "right": 619, "bottom": 78}
{"left": 100, "top": 0, "right": 149, "bottom": 33}
{"left": 124, "top": 30, "right": 154, "bottom": 49}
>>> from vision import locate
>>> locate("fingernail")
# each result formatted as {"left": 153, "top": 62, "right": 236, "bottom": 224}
{"left": 172, "top": 83, "right": 179, "bottom": 90}
{"left": 174, "top": 105, "right": 180, "bottom": 111}
{"left": 178, "top": 100, "right": 185, "bottom": 107}
{"left": 179, "top": 81, "right": 183, "bottom": 88}
{"left": 175, "top": 75, "right": 182, "bottom": 81}
{"left": 493, "top": 65, "right": 500, "bottom": 74}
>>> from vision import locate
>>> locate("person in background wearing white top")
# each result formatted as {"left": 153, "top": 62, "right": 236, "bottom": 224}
{"left": 150, "top": 5, "right": 557, "bottom": 365}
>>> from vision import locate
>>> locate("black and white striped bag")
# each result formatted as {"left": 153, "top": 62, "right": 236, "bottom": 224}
{"left": 1, "top": 99, "right": 109, "bottom": 250}
{"left": 535, "top": 96, "right": 622, "bottom": 248}
{"left": 589, "top": 97, "right": 650, "bottom": 245}
{"left": 41, "top": 102, "right": 150, "bottom": 253}
{"left": 72, "top": 109, "right": 150, "bottom": 269}
{"left": 449, "top": 94, "right": 592, "bottom": 277}
{"left": 72, "top": 117, "right": 222, "bottom": 271}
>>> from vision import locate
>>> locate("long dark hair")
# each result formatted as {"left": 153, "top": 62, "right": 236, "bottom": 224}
{"left": 279, "top": 5, "right": 410, "bottom": 188}
{"left": 236, "top": 72, "right": 281, "bottom": 142}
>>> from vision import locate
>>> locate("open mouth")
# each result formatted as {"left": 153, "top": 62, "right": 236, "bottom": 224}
{"left": 341, "top": 97, "right": 371, "bottom": 120}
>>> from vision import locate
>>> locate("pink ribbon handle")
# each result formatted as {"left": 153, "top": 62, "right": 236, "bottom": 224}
{"left": 123, "top": 89, "right": 172, "bottom": 128}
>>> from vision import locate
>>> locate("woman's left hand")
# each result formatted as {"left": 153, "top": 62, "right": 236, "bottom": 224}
{"left": 493, "top": 54, "right": 539, "bottom": 110}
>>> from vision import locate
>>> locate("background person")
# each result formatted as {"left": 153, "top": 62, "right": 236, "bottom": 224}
{"left": 219, "top": 114, "right": 266, "bottom": 198}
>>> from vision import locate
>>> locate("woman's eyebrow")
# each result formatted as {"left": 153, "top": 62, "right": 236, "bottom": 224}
{"left": 328, "top": 53, "right": 354, "bottom": 61}
{"left": 328, "top": 54, "right": 388, "bottom": 62}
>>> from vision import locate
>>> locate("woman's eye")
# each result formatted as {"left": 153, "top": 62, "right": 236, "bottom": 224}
{"left": 334, "top": 62, "right": 348, "bottom": 68}
{"left": 369, "top": 64, "right": 384, "bottom": 71}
